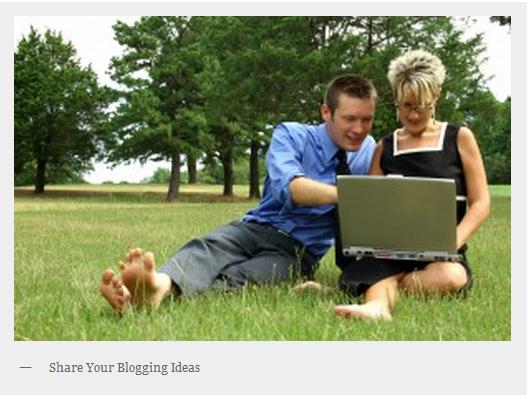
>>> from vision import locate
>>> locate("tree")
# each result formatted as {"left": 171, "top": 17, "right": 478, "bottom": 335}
{"left": 463, "top": 92, "right": 510, "bottom": 184}
{"left": 490, "top": 16, "right": 511, "bottom": 26}
{"left": 142, "top": 167, "right": 171, "bottom": 184}
{"left": 108, "top": 17, "right": 206, "bottom": 201}
{"left": 195, "top": 17, "right": 490, "bottom": 196}
{"left": 106, "top": 16, "right": 500, "bottom": 194}
{"left": 193, "top": 17, "right": 352, "bottom": 197}
{"left": 15, "top": 27, "right": 109, "bottom": 192}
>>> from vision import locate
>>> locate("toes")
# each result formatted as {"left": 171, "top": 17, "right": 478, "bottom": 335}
{"left": 334, "top": 304, "right": 392, "bottom": 321}
{"left": 118, "top": 261, "right": 127, "bottom": 272}
{"left": 111, "top": 277, "right": 123, "bottom": 289}
{"left": 114, "top": 284, "right": 124, "bottom": 296}
{"left": 102, "top": 269, "right": 115, "bottom": 285}
{"left": 143, "top": 252, "right": 155, "bottom": 271}
{"left": 335, "top": 305, "right": 356, "bottom": 317}
{"left": 129, "top": 248, "right": 143, "bottom": 261}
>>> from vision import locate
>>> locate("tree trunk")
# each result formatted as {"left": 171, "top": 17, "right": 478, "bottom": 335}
{"left": 34, "top": 158, "right": 46, "bottom": 194}
{"left": 366, "top": 17, "right": 373, "bottom": 54}
{"left": 222, "top": 147, "right": 234, "bottom": 196}
{"left": 166, "top": 150, "right": 181, "bottom": 201}
{"left": 187, "top": 153, "right": 197, "bottom": 184}
{"left": 249, "top": 139, "right": 261, "bottom": 199}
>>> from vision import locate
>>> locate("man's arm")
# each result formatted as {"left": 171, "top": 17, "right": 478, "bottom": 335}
{"left": 289, "top": 177, "right": 337, "bottom": 206}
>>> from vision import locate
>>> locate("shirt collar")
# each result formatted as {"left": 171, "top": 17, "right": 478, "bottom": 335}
{"left": 317, "top": 123, "right": 341, "bottom": 163}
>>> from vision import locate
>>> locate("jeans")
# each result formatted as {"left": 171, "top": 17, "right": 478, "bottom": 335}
{"left": 158, "top": 220, "right": 320, "bottom": 296}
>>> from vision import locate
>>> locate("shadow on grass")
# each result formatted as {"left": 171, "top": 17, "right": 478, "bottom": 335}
{"left": 14, "top": 188, "right": 254, "bottom": 204}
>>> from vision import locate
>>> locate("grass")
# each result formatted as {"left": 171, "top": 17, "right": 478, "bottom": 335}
{"left": 14, "top": 184, "right": 511, "bottom": 340}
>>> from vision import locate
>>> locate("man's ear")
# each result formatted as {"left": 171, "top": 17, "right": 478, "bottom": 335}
{"left": 321, "top": 103, "right": 331, "bottom": 122}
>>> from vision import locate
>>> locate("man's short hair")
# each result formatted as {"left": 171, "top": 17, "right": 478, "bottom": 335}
{"left": 324, "top": 74, "right": 377, "bottom": 115}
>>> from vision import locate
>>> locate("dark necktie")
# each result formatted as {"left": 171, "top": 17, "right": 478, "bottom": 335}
{"left": 335, "top": 149, "right": 350, "bottom": 176}
{"left": 334, "top": 149, "right": 350, "bottom": 269}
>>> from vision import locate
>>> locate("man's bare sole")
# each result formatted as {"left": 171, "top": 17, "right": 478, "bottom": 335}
{"left": 334, "top": 302, "right": 392, "bottom": 321}
{"left": 100, "top": 269, "right": 132, "bottom": 314}
{"left": 100, "top": 248, "right": 173, "bottom": 314}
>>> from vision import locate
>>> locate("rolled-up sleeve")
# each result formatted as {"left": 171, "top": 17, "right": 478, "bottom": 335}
{"left": 265, "top": 123, "right": 306, "bottom": 211}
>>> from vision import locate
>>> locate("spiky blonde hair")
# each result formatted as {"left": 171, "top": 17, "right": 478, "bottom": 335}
{"left": 387, "top": 49, "right": 446, "bottom": 104}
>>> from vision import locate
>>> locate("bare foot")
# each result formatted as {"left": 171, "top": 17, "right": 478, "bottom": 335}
{"left": 100, "top": 248, "right": 173, "bottom": 314}
{"left": 335, "top": 302, "right": 392, "bottom": 321}
{"left": 100, "top": 269, "right": 131, "bottom": 314}
{"left": 119, "top": 248, "right": 173, "bottom": 309}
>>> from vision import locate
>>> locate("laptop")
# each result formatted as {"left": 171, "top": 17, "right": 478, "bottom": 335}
{"left": 336, "top": 175, "right": 463, "bottom": 262}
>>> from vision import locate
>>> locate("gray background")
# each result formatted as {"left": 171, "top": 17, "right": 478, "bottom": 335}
{"left": 3, "top": 2, "right": 525, "bottom": 395}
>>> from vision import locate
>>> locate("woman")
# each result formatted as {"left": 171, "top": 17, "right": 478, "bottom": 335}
{"left": 334, "top": 49, "right": 490, "bottom": 320}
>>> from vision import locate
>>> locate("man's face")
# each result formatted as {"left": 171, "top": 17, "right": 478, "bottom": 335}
{"left": 321, "top": 94, "right": 376, "bottom": 152}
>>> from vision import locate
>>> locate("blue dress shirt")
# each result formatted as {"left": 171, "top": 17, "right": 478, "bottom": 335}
{"left": 243, "top": 122, "right": 376, "bottom": 258}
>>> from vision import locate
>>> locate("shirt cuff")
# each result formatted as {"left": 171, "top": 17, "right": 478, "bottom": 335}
{"left": 279, "top": 172, "right": 305, "bottom": 213}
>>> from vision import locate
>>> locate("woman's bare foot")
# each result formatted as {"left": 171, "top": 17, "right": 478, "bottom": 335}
{"left": 100, "top": 269, "right": 131, "bottom": 314}
{"left": 100, "top": 248, "right": 173, "bottom": 313}
{"left": 334, "top": 302, "right": 392, "bottom": 321}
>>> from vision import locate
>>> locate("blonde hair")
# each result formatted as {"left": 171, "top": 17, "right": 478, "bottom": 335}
{"left": 387, "top": 49, "right": 446, "bottom": 104}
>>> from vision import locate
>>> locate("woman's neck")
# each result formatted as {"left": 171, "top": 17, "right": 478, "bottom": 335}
{"left": 401, "top": 119, "right": 439, "bottom": 137}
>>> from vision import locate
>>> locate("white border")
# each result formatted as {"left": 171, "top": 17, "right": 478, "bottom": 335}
{"left": 4, "top": 3, "right": 525, "bottom": 395}
{"left": 393, "top": 122, "right": 447, "bottom": 156}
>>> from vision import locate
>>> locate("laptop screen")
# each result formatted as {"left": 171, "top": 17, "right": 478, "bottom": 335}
{"left": 337, "top": 176, "right": 458, "bottom": 255}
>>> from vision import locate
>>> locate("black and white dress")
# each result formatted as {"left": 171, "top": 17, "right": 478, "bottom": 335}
{"left": 338, "top": 123, "right": 472, "bottom": 297}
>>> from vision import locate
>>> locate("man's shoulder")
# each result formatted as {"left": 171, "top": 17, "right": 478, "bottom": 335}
{"left": 276, "top": 121, "right": 319, "bottom": 133}
{"left": 357, "top": 134, "right": 377, "bottom": 153}
{"left": 274, "top": 122, "right": 323, "bottom": 142}
{"left": 363, "top": 134, "right": 377, "bottom": 146}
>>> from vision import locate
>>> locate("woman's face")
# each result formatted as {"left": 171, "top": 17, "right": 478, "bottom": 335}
{"left": 396, "top": 90, "right": 436, "bottom": 135}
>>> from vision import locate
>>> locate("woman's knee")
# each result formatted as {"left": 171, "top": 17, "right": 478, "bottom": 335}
{"left": 428, "top": 262, "right": 468, "bottom": 292}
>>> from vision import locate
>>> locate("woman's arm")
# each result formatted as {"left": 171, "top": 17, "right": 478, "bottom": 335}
{"left": 369, "top": 139, "right": 385, "bottom": 175}
{"left": 456, "top": 127, "right": 491, "bottom": 249}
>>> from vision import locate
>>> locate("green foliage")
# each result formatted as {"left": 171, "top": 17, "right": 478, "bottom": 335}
{"left": 484, "top": 153, "right": 511, "bottom": 185}
{"left": 462, "top": 92, "right": 511, "bottom": 184}
{"left": 108, "top": 17, "right": 207, "bottom": 199}
{"left": 143, "top": 158, "right": 267, "bottom": 185}
{"left": 14, "top": 27, "right": 109, "bottom": 193}
{"left": 142, "top": 167, "right": 172, "bottom": 184}
{"left": 106, "top": 16, "right": 508, "bottom": 193}
{"left": 200, "top": 157, "right": 266, "bottom": 185}
{"left": 490, "top": 16, "right": 511, "bottom": 26}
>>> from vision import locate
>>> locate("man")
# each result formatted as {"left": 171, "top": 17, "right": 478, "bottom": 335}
{"left": 100, "top": 74, "right": 377, "bottom": 314}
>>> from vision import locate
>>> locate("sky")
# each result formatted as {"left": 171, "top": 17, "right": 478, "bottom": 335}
{"left": 14, "top": 16, "right": 512, "bottom": 183}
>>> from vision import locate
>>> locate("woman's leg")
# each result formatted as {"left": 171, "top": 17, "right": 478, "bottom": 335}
{"left": 335, "top": 274, "right": 401, "bottom": 321}
{"left": 399, "top": 262, "right": 468, "bottom": 295}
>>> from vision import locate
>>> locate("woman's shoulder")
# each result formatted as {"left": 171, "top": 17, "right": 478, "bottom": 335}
{"left": 456, "top": 125, "right": 477, "bottom": 146}
{"left": 444, "top": 123, "right": 473, "bottom": 139}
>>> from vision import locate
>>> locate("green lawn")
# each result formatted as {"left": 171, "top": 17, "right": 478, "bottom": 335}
{"left": 14, "top": 184, "right": 511, "bottom": 340}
